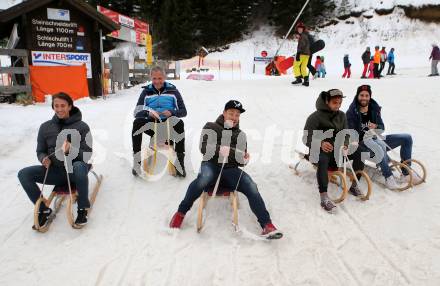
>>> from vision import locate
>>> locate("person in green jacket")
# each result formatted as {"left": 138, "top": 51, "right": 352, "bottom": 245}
{"left": 302, "top": 89, "right": 363, "bottom": 212}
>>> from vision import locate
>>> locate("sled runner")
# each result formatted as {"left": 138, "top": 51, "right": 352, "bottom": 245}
{"left": 363, "top": 158, "right": 426, "bottom": 191}
{"left": 33, "top": 169, "right": 103, "bottom": 232}
{"left": 291, "top": 150, "right": 373, "bottom": 203}
{"left": 143, "top": 120, "right": 177, "bottom": 176}
{"left": 362, "top": 131, "right": 427, "bottom": 191}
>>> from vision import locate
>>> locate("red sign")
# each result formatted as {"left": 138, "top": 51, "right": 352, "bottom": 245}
{"left": 135, "top": 19, "right": 149, "bottom": 34}
{"left": 261, "top": 50, "right": 268, "bottom": 57}
{"left": 97, "top": 6, "right": 149, "bottom": 41}
{"left": 97, "top": 6, "right": 119, "bottom": 24}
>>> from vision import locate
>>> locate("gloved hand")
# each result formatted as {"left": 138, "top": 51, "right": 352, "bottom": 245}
{"left": 135, "top": 110, "right": 149, "bottom": 118}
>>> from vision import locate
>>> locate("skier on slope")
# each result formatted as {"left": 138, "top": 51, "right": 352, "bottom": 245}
{"left": 346, "top": 85, "right": 423, "bottom": 190}
{"left": 302, "top": 89, "right": 364, "bottom": 212}
{"left": 169, "top": 100, "right": 283, "bottom": 239}
{"left": 132, "top": 66, "right": 187, "bottom": 177}
{"left": 361, "top": 47, "right": 371, "bottom": 79}
{"left": 18, "top": 93, "right": 93, "bottom": 228}
{"left": 292, "top": 22, "right": 311, "bottom": 87}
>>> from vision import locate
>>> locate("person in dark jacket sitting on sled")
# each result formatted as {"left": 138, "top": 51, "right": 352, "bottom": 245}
{"left": 346, "top": 85, "right": 422, "bottom": 189}
{"left": 169, "top": 100, "right": 283, "bottom": 239}
{"left": 18, "top": 92, "right": 93, "bottom": 228}
{"left": 303, "top": 89, "right": 364, "bottom": 212}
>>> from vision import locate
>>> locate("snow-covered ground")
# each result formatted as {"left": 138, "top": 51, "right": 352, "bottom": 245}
{"left": 1, "top": 1, "right": 440, "bottom": 285}
{"left": 1, "top": 65, "right": 440, "bottom": 285}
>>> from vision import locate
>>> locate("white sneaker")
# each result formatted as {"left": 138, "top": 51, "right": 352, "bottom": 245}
{"left": 397, "top": 171, "right": 423, "bottom": 185}
{"left": 385, "top": 176, "right": 404, "bottom": 190}
{"left": 396, "top": 174, "right": 410, "bottom": 185}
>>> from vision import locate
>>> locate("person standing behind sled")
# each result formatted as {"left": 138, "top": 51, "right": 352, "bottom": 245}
{"left": 17, "top": 92, "right": 93, "bottom": 228}
{"left": 342, "top": 54, "right": 351, "bottom": 78}
{"left": 361, "top": 47, "right": 371, "bottom": 78}
{"left": 429, "top": 44, "right": 440, "bottom": 76}
{"left": 303, "top": 89, "right": 364, "bottom": 212}
{"left": 169, "top": 100, "right": 283, "bottom": 239}
{"left": 387, "top": 48, "right": 396, "bottom": 75}
{"left": 292, "top": 22, "right": 311, "bottom": 87}
{"left": 131, "top": 66, "right": 187, "bottom": 177}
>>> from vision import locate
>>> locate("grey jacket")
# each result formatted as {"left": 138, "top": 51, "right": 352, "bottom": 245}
{"left": 297, "top": 32, "right": 311, "bottom": 55}
{"left": 37, "top": 106, "right": 92, "bottom": 167}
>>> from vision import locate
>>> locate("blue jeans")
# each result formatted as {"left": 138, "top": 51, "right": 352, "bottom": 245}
{"left": 18, "top": 161, "right": 91, "bottom": 209}
{"left": 178, "top": 161, "right": 271, "bottom": 228}
{"left": 359, "top": 133, "right": 413, "bottom": 178}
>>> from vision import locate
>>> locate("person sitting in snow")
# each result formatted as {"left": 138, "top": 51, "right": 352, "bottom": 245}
{"left": 292, "top": 22, "right": 311, "bottom": 87}
{"left": 18, "top": 92, "right": 93, "bottom": 228}
{"left": 342, "top": 54, "right": 351, "bottom": 78}
{"left": 132, "top": 66, "right": 187, "bottom": 177}
{"left": 346, "top": 85, "right": 423, "bottom": 190}
{"left": 303, "top": 89, "right": 364, "bottom": 212}
{"left": 169, "top": 100, "right": 283, "bottom": 239}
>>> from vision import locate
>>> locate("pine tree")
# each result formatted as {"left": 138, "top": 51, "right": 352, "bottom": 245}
{"left": 158, "top": 0, "right": 197, "bottom": 59}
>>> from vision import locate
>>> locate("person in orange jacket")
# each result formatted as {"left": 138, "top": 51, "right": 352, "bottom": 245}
{"left": 373, "top": 46, "right": 381, "bottom": 79}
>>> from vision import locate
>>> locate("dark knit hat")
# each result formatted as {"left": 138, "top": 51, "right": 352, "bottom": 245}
{"left": 356, "top": 85, "right": 372, "bottom": 97}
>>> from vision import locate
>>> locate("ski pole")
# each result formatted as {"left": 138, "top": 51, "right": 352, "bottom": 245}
{"left": 273, "top": 0, "right": 311, "bottom": 58}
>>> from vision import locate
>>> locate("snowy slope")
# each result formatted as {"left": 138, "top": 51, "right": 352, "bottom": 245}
{"left": 206, "top": 8, "right": 440, "bottom": 76}
{"left": 0, "top": 0, "right": 22, "bottom": 10}
{"left": 1, "top": 68, "right": 440, "bottom": 285}
{"left": 334, "top": 0, "right": 440, "bottom": 12}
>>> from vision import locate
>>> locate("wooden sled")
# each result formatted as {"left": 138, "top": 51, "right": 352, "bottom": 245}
{"left": 196, "top": 186, "right": 239, "bottom": 233}
{"left": 291, "top": 151, "right": 373, "bottom": 203}
{"left": 143, "top": 120, "right": 177, "bottom": 176}
{"left": 33, "top": 169, "right": 103, "bottom": 232}
{"left": 66, "top": 170, "right": 103, "bottom": 229}
{"left": 364, "top": 158, "right": 426, "bottom": 192}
